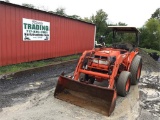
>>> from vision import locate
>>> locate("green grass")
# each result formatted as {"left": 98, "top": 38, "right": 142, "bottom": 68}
{"left": 0, "top": 54, "right": 80, "bottom": 75}
{"left": 141, "top": 48, "right": 160, "bottom": 55}
{"left": 1, "top": 47, "right": 159, "bottom": 75}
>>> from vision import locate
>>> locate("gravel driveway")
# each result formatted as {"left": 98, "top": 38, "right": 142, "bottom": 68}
{"left": 0, "top": 49, "right": 159, "bottom": 120}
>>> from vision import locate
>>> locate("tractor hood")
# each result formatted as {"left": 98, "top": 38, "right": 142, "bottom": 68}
{"left": 94, "top": 48, "right": 127, "bottom": 58}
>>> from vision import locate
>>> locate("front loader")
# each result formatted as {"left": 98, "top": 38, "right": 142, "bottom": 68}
{"left": 54, "top": 26, "right": 142, "bottom": 116}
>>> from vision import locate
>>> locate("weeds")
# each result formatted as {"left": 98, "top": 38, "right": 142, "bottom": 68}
{"left": 0, "top": 54, "right": 80, "bottom": 75}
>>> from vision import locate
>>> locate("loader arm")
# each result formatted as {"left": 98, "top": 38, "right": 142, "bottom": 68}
{"left": 108, "top": 54, "right": 124, "bottom": 88}
{"left": 74, "top": 50, "right": 94, "bottom": 80}
{"left": 127, "top": 50, "right": 139, "bottom": 71}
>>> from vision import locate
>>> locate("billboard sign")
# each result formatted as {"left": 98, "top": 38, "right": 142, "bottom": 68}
{"left": 23, "top": 18, "right": 50, "bottom": 41}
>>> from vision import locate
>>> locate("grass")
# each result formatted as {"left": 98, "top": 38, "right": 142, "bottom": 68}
{"left": 141, "top": 48, "right": 160, "bottom": 55}
{"left": 0, "top": 54, "right": 80, "bottom": 75}
{"left": 1, "top": 47, "right": 159, "bottom": 75}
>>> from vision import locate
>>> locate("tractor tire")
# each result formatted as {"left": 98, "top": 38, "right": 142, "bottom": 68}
{"left": 79, "top": 73, "right": 95, "bottom": 84}
{"left": 117, "top": 71, "right": 131, "bottom": 97}
{"left": 79, "top": 73, "right": 86, "bottom": 82}
{"left": 130, "top": 55, "right": 142, "bottom": 85}
{"left": 88, "top": 77, "right": 95, "bottom": 84}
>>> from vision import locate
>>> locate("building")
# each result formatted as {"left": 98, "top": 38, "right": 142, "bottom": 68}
{"left": 0, "top": 1, "right": 95, "bottom": 66}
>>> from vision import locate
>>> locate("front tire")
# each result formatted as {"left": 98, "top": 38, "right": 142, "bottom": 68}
{"left": 79, "top": 73, "right": 86, "bottom": 82}
{"left": 88, "top": 77, "right": 95, "bottom": 84}
{"left": 117, "top": 71, "right": 131, "bottom": 97}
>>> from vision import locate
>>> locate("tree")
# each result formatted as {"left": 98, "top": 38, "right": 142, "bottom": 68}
{"left": 151, "top": 8, "right": 160, "bottom": 20}
{"left": 139, "top": 27, "right": 150, "bottom": 48}
{"left": 55, "top": 7, "right": 66, "bottom": 16}
{"left": 140, "top": 18, "right": 160, "bottom": 50}
{"left": 83, "top": 17, "right": 92, "bottom": 23}
{"left": 146, "top": 18, "right": 160, "bottom": 50}
{"left": 139, "top": 8, "right": 160, "bottom": 51}
{"left": 117, "top": 22, "right": 127, "bottom": 26}
{"left": 83, "top": 9, "right": 129, "bottom": 44}
{"left": 22, "top": 3, "right": 35, "bottom": 9}
{"left": 48, "top": 11, "right": 55, "bottom": 14}
{"left": 68, "top": 15, "right": 81, "bottom": 20}
{"left": 90, "top": 9, "right": 108, "bottom": 42}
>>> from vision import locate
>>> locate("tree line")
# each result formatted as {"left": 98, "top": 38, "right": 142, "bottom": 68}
{"left": 83, "top": 8, "right": 160, "bottom": 51}
{"left": 54, "top": 7, "right": 160, "bottom": 51}
{"left": 6, "top": 0, "right": 159, "bottom": 51}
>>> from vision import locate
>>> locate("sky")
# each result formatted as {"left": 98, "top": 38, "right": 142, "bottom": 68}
{"left": 5, "top": 0, "right": 160, "bottom": 27}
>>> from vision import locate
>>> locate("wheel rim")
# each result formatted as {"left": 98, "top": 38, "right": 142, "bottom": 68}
{"left": 125, "top": 79, "right": 130, "bottom": 92}
{"left": 137, "top": 65, "right": 141, "bottom": 79}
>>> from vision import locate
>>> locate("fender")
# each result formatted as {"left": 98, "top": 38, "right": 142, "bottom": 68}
{"left": 127, "top": 50, "right": 139, "bottom": 71}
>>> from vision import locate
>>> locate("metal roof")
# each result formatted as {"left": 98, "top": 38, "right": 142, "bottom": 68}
{"left": 0, "top": 1, "right": 95, "bottom": 26}
{"left": 108, "top": 26, "right": 140, "bottom": 33}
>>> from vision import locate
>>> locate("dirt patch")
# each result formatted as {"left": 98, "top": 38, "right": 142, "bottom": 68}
{"left": 0, "top": 61, "right": 77, "bottom": 108}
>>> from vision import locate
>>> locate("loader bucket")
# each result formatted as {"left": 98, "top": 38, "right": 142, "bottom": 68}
{"left": 54, "top": 76, "right": 117, "bottom": 116}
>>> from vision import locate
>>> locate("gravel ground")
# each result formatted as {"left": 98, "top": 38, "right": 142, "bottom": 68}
{"left": 0, "top": 49, "right": 159, "bottom": 120}
{"left": 137, "top": 49, "right": 160, "bottom": 120}
{"left": 0, "top": 61, "right": 77, "bottom": 108}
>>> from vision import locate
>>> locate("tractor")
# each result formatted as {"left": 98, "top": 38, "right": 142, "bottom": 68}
{"left": 54, "top": 26, "right": 142, "bottom": 116}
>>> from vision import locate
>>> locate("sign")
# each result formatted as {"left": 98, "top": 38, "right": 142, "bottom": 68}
{"left": 23, "top": 18, "right": 50, "bottom": 41}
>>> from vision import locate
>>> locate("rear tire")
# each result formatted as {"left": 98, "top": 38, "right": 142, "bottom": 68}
{"left": 117, "top": 71, "right": 131, "bottom": 97}
{"left": 130, "top": 55, "right": 142, "bottom": 85}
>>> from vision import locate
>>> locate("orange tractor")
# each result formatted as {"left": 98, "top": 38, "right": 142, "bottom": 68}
{"left": 54, "top": 26, "right": 142, "bottom": 116}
